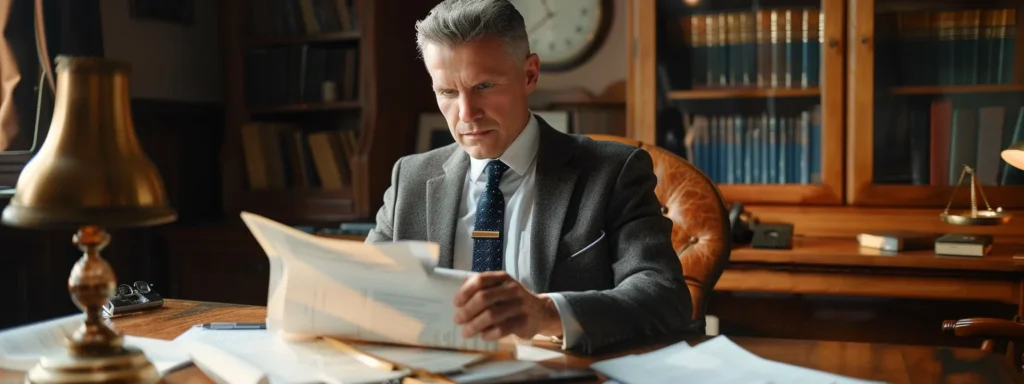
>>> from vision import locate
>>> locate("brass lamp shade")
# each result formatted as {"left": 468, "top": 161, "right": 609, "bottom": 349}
{"left": 0, "top": 56, "right": 175, "bottom": 384}
{"left": 1003, "top": 140, "right": 1024, "bottom": 171}
{"left": 1, "top": 56, "right": 176, "bottom": 229}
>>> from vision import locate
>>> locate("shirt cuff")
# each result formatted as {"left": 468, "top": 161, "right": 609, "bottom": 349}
{"left": 546, "top": 293, "right": 583, "bottom": 349}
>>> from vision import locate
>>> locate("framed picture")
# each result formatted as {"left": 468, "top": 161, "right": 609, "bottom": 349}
{"left": 532, "top": 110, "right": 571, "bottom": 133}
{"left": 416, "top": 113, "right": 454, "bottom": 153}
{"left": 129, "top": 0, "right": 195, "bottom": 25}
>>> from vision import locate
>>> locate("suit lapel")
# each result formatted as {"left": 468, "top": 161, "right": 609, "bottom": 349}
{"left": 427, "top": 149, "right": 468, "bottom": 269}
{"left": 529, "top": 121, "right": 579, "bottom": 293}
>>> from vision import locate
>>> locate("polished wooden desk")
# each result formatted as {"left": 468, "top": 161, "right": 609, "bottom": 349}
{"left": 720, "top": 237, "right": 1024, "bottom": 316}
{"left": 1, "top": 299, "right": 1019, "bottom": 383}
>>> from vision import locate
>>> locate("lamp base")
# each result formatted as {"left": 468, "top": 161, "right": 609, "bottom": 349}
{"left": 25, "top": 226, "right": 160, "bottom": 384}
{"left": 26, "top": 346, "right": 158, "bottom": 384}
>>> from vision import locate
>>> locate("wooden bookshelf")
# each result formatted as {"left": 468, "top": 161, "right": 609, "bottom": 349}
{"left": 668, "top": 88, "right": 821, "bottom": 100}
{"left": 847, "top": 1, "right": 1024, "bottom": 208}
{"left": 220, "top": 0, "right": 439, "bottom": 226}
{"left": 629, "top": 0, "right": 1024, "bottom": 210}
{"left": 629, "top": 0, "right": 846, "bottom": 205}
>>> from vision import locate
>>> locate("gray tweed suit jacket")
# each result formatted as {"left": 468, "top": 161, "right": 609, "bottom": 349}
{"left": 365, "top": 117, "right": 693, "bottom": 354}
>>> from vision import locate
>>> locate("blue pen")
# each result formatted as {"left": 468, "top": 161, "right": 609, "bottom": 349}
{"left": 199, "top": 322, "right": 266, "bottom": 330}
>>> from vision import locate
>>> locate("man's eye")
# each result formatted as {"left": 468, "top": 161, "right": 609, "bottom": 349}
{"left": 476, "top": 83, "right": 492, "bottom": 90}
{"left": 439, "top": 89, "right": 456, "bottom": 97}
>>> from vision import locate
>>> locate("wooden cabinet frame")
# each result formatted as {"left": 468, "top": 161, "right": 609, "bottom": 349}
{"left": 846, "top": 0, "right": 1024, "bottom": 208}
{"left": 628, "top": 0, "right": 847, "bottom": 206}
{"left": 631, "top": 0, "right": 1024, "bottom": 209}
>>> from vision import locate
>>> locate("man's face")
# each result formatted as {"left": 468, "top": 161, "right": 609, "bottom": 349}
{"left": 423, "top": 36, "right": 540, "bottom": 159}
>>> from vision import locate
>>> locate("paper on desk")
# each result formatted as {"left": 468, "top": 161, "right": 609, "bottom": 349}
{"left": 175, "top": 326, "right": 496, "bottom": 383}
{"left": 0, "top": 313, "right": 190, "bottom": 374}
{"left": 240, "top": 211, "right": 497, "bottom": 352}
{"left": 591, "top": 336, "right": 887, "bottom": 384}
{"left": 175, "top": 326, "right": 410, "bottom": 384}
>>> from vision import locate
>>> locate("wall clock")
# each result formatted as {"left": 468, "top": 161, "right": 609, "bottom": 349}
{"left": 510, "top": 0, "right": 614, "bottom": 72}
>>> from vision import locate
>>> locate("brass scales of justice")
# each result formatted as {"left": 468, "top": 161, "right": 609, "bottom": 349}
{"left": 940, "top": 164, "right": 1013, "bottom": 226}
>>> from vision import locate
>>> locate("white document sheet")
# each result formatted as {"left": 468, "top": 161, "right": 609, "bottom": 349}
{"left": 0, "top": 313, "right": 191, "bottom": 374}
{"left": 174, "top": 326, "right": 493, "bottom": 383}
{"left": 240, "top": 211, "right": 498, "bottom": 352}
{"left": 591, "top": 336, "right": 888, "bottom": 384}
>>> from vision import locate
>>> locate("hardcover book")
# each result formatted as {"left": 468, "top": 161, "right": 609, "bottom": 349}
{"left": 856, "top": 231, "right": 937, "bottom": 251}
{"left": 934, "top": 233, "right": 994, "bottom": 257}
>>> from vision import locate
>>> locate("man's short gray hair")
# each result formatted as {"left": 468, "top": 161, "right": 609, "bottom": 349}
{"left": 414, "top": 0, "right": 530, "bottom": 61}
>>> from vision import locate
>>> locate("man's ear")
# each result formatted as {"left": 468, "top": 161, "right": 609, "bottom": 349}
{"left": 523, "top": 53, "right": 540, "bottom": 93}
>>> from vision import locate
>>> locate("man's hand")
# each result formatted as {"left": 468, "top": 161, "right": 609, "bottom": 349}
{"left": 453, "top": 271, "right": 563, "bottom": 340}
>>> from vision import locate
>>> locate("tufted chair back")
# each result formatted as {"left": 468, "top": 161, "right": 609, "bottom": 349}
{"left": 587, "top": 134, "right": 731, "bottom": 330}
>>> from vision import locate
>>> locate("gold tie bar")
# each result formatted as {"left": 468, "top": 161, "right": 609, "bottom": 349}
{"left": 472, "top": 230, "right": 500, "bottom": 239}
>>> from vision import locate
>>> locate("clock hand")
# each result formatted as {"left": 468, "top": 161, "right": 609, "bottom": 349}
{"left": 540, "top": 0, "right": 554, "bottom": 15}
{"left": 528, "top": 13, "right": 552, "bottom": 34}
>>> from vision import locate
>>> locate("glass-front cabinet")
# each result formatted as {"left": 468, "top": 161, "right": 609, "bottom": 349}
{"left": 629, "top": 0, "right": 1024, "bottom": 208}
{"left": 628, "top": 0, "right": 846, "bottom": 205}
{"left": 847, "top": 0, "right": 1024, "bottom": 208}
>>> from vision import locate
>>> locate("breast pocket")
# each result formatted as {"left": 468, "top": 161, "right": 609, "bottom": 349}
{"left": 554, "top": 230, "right": 612, "bottom": 290}
{"left": 568, "top": 230, "right": 606, "bottom": 260}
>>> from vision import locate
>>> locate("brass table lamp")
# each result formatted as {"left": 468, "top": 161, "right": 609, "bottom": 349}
{"left": 1, "top": 56, "right": 176, "bottom": 383}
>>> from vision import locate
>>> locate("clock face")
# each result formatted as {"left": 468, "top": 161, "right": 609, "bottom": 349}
{"left": 510, "top": 0, "right": 610, "bottom": 71}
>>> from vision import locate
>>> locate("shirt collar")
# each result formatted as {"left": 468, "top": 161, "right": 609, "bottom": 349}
{"left": 469, "top": 112, "right": 540, "bottom": 182}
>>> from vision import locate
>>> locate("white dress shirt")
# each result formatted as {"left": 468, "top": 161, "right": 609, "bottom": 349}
{"left": 452, "top": 112, "right": 584, "bottom": 349}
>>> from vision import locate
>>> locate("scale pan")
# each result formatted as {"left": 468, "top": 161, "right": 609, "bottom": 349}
{"left": 940, "top": 210, "right": 1013, "bottom": 226}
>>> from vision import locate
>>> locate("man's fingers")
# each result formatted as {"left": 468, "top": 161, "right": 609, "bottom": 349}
{"left": 461, "top": 301, "right": 524, "bottom": 338}
{"left": 453, "top": 271, "right": 511, "bottom": 306}
{"left": 454, "top": 279, "right": 521, "bottom": 324}
{"left": 481, "top": 315, "right": 527, "bottom": 341}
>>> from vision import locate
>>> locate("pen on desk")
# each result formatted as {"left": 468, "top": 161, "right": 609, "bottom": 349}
{"left": 199, "top": 322, "right": 266, "bottom": 330}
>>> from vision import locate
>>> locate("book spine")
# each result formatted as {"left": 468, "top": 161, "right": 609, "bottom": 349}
{"left": 690, "top": 15, "right": 708, "bottom": 87}
{"left": 757, "top": 11, "right": 773, "bottom": 87}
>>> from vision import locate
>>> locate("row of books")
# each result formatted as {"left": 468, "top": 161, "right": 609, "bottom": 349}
{"left": 879, "top": 9, "right": 1017, "bottom": 86}
{"left": 875, "top": 102, "right": 1024, "bottom": 187}
{"left": 245, "top": 45, "right": 359, "bottom": 107}
{"left": 248, "top": 0, "right": 359, "bottom": 40}
{"left": 241, "top": 118, "right": 360, "bottom": 190}
{"left": 682, "top": 8, "right": 822, "bottom": 89}
{"left": 685, "top": 106, "right": 822, "bottom": 185}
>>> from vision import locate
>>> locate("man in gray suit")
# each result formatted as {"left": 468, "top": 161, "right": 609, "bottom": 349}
{"left": 365, "top": 0, "right": 692, "bottom": 355}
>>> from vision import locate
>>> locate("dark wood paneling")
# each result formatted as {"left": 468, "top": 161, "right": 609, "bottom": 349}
{"left": 131, "top": 99, "right": 224, "bottom": 224}
{"left": 157, "top": 225, "right": 269, "bottom": 306}
{"left": 708, "top": 292, "right": 1018, "bottom": 349}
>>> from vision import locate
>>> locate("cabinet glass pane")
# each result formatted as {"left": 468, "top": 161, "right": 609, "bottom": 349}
{"left": 872, "top": 2, "right": 1024, "bottom": 188}
{"left": 655, "top": 0, "right": 826, "bottom": 186}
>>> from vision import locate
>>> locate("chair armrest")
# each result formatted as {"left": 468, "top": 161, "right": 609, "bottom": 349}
{"left": 942, "top": 318, "right": 1024, "bottom": 341}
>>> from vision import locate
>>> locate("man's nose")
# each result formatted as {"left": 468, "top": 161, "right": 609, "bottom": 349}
{"left": 458, "top": 95, "right": 482, "bottom": 123}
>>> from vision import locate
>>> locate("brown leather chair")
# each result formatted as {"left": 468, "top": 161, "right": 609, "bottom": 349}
{"left": 586, "top": 134, "right": 731, "bottom": 333}
{"left": 942, "top": 316, "right": 1024, "bottom": 373}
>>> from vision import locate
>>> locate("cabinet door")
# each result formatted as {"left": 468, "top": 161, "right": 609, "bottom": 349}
{"left": 847, "top": 0, "right": 1024, "bottom": 208}
{"left": 629, "top": 0, "right": 846, "bottom": 205}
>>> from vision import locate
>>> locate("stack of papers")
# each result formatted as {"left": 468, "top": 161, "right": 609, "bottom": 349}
{"left": 240, "top": 211, "right": 498, "bottom": 352}
{"left": 591, "top": 336, "right": 887, "bottom": 384}
{"left": 173, "top": 326, "right": 571, "bottom": 384}
{"left": 0, "top": 313, "right": 191, "bottom": 375}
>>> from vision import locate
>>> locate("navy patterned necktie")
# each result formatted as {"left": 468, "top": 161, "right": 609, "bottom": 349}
{"left": 471, "top": 160, "right": 510, "bottom": 272}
